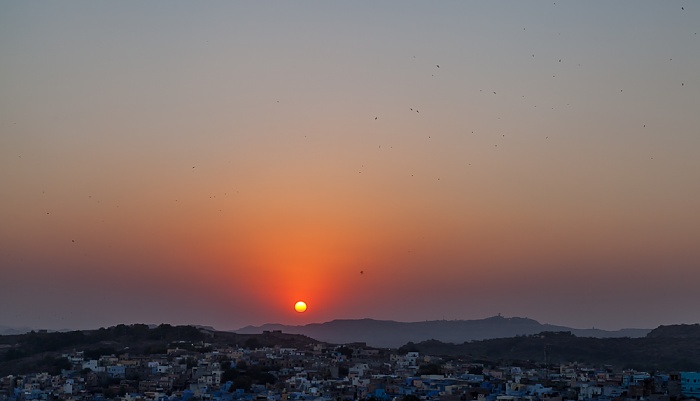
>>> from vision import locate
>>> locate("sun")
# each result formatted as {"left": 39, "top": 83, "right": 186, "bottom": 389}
{"left": 294, "top": 301, "right": 307, "bottom": 313}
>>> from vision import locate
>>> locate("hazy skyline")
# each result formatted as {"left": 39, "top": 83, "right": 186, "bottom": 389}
{"left": 1, "top": 1, "right": 699, "bottom": 332}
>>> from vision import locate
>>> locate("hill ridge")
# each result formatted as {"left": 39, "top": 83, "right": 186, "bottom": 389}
{"left": 236, "top": 316, "right": 650, "bottom": 348}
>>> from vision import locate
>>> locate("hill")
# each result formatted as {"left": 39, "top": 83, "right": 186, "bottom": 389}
{"left": 646, "top": 323, "right": 700, "bottom": 338}
{"left": 398, "top": 325, "right": 700, "bottom": 372}
{"left": 236, "top": 316, "right": 649, "bottom": 348}
{"left": 2, "top": 321, "right": 697, "bottom": 375}
{"left": 0, "top": 325, "right": 35, "bottom": 336}
{"left": 0, "top": 324, "right": 320, "bottom": 376}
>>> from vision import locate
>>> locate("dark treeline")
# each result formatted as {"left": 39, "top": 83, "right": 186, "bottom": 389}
{"left": 0, "top": 323, "right": 318, "bottom": 376}
{"left": 1, "top": 324, "right": 205, "bottom": 360}
{"left": 398, "top": 327, "right": 700, "bottom": 372}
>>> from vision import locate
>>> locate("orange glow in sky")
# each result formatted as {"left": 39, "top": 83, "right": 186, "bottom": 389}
{"left": 1, "top": 2, "right": 699, "bottom": 332}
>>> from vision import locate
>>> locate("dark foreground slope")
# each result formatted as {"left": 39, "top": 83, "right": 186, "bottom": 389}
{"left": 399, "top": 324, "right": 700, "bottom": 372}
{"left": 0, "top": 324, "right": 319, "bottom": 376}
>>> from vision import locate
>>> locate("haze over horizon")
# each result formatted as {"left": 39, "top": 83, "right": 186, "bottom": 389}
{"left": 232, "top": 315, "right": 657, "bottom": 331}
{"left": 0, "top": 314, "right": 662, "bottom": 335}
{"left": 2, "top": 2, "right": 699, "bottom": 333}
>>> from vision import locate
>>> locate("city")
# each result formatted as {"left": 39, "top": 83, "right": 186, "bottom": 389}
{"left": 3, "top": 3, "right": 699, "bottom": 400}
{"left": 1, "top": 326, "right": 699, "bottom": 401}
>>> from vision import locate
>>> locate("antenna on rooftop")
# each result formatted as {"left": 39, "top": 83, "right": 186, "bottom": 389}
{"left": 544, "top": 344, "right": 549, "bottom": 386}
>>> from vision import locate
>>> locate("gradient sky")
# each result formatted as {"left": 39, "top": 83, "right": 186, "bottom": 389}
{"left": 1, "top": 1, "right": 699, "bottom": 333}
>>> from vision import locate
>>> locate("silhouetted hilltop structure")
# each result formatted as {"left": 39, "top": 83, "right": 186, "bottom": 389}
{"left": 237, "top": 316, "right": 649, "bottom": 347}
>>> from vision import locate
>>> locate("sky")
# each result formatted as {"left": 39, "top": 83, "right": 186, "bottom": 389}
{"left": 1, "top": 1, "right": 699, "bottom": 333}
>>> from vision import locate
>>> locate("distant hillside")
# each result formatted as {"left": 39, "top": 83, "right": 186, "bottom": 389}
{"left": 646, "top": 323, "right": 700, "bottom": 338}
{"left": 0, "top": 324, "right": 320, "bottom": 376}
{"left": 398, "top": 325, "right": 700, "bottom": 372}
{"left": 236, "top": 316, "right": 649, "bottom": 348}
{"left": 0, "top": 325, "right": 34, "bottom": 336}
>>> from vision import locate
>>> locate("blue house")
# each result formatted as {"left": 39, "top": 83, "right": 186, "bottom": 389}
{"left": 680, "top": 372, "right": 700, "bottom": 398}
{"left": 374, "top": 388, "right": 389, "bottom": 400}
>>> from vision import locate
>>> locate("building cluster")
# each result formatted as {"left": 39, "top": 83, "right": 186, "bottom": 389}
{"left": 1, "top": 333, "right": 699, "bottom": 401}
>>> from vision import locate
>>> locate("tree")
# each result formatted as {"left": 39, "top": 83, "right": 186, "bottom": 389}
{"left": 397, "top": 342, "right": 419, "bottom": 355}
{"left": 233, "top": 375, "right": 253, "bottom": 391}
{"left": 468, "top": 365, "right": 484, "bottom": 375}
{"left": 245, "top": 337, "right": 260, "bottom": 350}
{"left": 184, "top": 357, "right": 198, "bottom": 369}
{"left": 417, "top": 363, "right": 442, "bottom": 376}
{"left": 221, "top": 367, "right": 238, "bottom": 384}
{"left": 337, "top": 346, "right": 353, "bottom": 358}
{"left": 44, "top": 356, "right": 72, "bottom": 375}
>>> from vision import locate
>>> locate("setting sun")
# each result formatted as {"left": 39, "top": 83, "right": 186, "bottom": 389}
{"left": 294, "top": 301, "right": 307, "bottom": 313}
